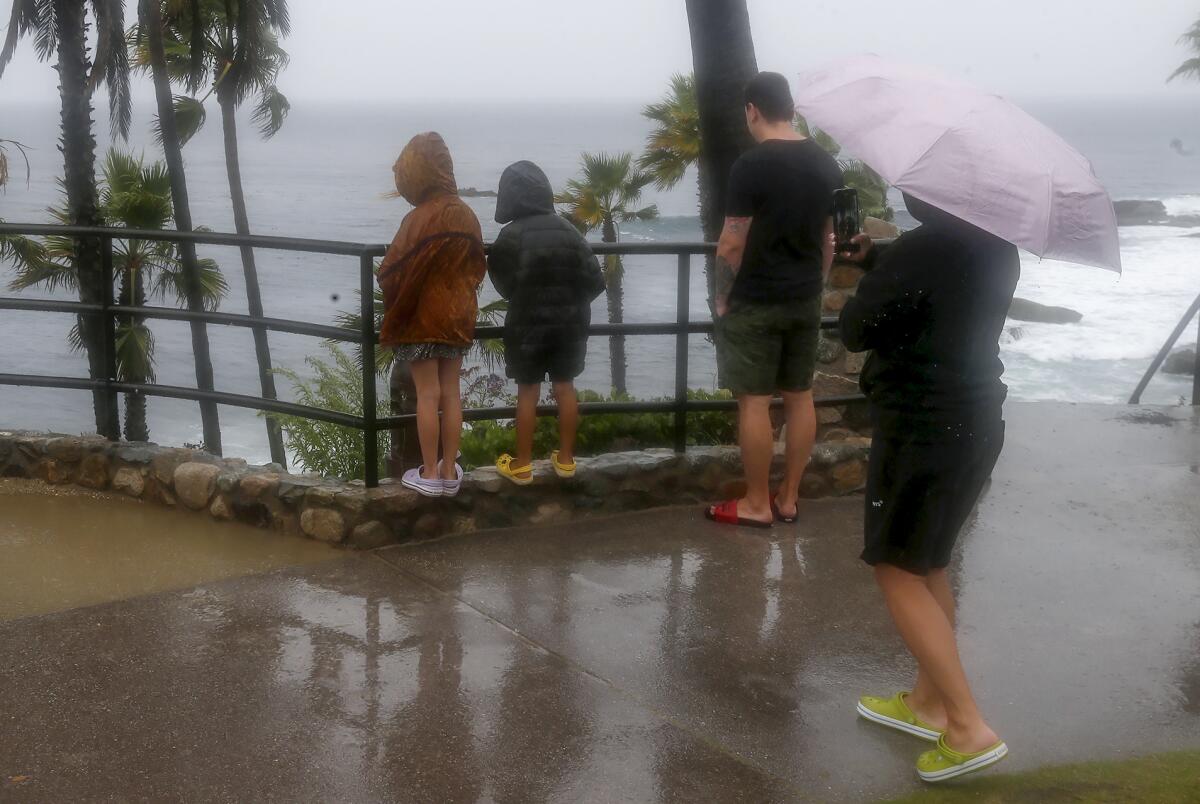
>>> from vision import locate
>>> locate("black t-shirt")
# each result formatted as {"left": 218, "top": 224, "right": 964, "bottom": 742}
{"left": 726, "top": 139, "right": 843, "bottom": 303}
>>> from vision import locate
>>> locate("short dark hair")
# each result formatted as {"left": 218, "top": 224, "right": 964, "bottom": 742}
{"left": 744, "top": 72, "right": 795, "bottom": 123}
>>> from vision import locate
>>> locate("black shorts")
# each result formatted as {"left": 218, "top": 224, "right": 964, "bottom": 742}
{"left": 505, "top": 341, "right": 587, "bottom": 386}
{"left": 861, "top": 420, "right": 1005, "bottom": 575}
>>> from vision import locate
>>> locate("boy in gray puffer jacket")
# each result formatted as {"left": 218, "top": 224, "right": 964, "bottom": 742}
{"left": 488, "top": 161, "right": 606, "bottom": 485}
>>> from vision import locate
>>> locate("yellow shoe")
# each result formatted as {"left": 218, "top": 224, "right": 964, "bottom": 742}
{"left": 496, "top": 454, "right": 534, "bottom": 486}
{"left": 917, "top": 736, "right": 1009, "bottom": 782}
{"left": 857, "top": 692, "right": 944, "bottom": 742}
{"left": 551, "top": 450, "right": 577, "bottom": 479}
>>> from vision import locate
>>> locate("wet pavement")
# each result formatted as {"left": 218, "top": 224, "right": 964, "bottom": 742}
{"left": 1, "top": 401, "right": 1198, "bottom": 802}
{"left": 0, "top": 480, "right": 337, "bottom": 622}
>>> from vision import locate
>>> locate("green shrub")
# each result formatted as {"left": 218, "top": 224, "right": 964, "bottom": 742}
{"left": 458, "top": 388, "right": 736, "bottom": 469}
{"left": 271, "top": 344, "right": 387, "bottom": 481}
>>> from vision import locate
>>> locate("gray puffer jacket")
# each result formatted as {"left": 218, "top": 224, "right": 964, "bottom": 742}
{"left": 488, "top": 161, "right": 606, "bottom": 366}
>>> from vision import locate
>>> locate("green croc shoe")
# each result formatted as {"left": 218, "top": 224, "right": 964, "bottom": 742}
{"left": 917, "top": 735, "right": 1009, "bottom": 782}
{"left": 857, "top": 693, "right": 944, "bottom": 741}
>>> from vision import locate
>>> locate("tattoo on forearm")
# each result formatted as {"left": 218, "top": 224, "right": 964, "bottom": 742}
{"left": 716, "top": 255, "right": 736, "bottom": 303}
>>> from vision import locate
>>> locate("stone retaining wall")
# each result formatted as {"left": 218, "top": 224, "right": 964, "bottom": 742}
{"left": 0, "top": 430, "right": 870, "bottom": 548}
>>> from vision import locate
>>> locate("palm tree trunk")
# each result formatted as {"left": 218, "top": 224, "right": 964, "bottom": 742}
{"left": 55, "top": 0, "right": 119, "bottom": 440}
{"left": 140, "top": 0, "right": 223, "bottom": 455}
{"left": 684, "top": 0, "right": 758, "bottom": 307}
{"left": 118, "top": 261, "right": 150, "bottom": 442}
{"left": 601, "top": 217, "right": 627, "bottom": 396}
{"left": 218, "top": 94, "right": 286, "bottom": 467}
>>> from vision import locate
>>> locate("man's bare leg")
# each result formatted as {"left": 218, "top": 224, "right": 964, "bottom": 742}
{"left": 735, "top": 394, "right": 775, "bottom": 523}
{"left": 875, "top": 564, "right": 999, "bottom": 753}
{"left": 907, "top": 569, "right": 956, "bottom": 729}
{"left": 776, "top": 389, "right": 816, "bottom": 518}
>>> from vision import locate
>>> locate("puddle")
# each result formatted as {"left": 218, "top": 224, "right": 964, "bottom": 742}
{"left": 0, "top": 480, "right": 339, "bottom": 622}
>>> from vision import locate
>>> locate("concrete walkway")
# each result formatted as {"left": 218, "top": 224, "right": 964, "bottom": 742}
{"left": 1, "top": 402, "right": 1198, "bottom": 802}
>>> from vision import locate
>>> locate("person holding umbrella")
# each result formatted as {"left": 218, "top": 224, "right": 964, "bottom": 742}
{"left": 796, "top": 56, "right": 1121, "bottom": 782}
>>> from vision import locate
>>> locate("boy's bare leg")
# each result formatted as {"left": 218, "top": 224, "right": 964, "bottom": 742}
{"left": 907, "top": 569, "right": 956, "bottom": 729}
{"left": 875, "top": 564, "right": 999, "bottom": 753}
{"left": 408, "top": 359, "right": 442, "bottom": 481}
{"left": 513, "top": 383, "right": 540, "bottom": 478}
{"left": 436, "top": 358, "right": 463, "bottom": 479}
{"left": 552, "top": 381, "right": 579, "bottom": 463}
{"left": 776, "top": 389, "right": 816, "bottom": 518}
{"left": 735, "top": 394, "right": 775, "bottom": 523}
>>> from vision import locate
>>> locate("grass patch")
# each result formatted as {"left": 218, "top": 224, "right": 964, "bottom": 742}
{"left": 887, "top": 750, "right": 1200, "bottom": 803}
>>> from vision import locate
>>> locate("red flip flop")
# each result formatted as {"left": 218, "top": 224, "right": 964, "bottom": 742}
{"left": 704, "top": 499, "right": 773, "bottom": 530}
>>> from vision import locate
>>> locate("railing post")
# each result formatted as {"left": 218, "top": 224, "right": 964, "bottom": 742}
{"left": 99, "top": 237, "right": 119, "bottom": 440}
{"left": 1193, "top": 312, "right": 1199, "bottom": 406}
{"left": 360, "top": 253, "right": 379, "bottom": 488}
{"left": 673, "top": 253, "right": 691, "bottom": 453}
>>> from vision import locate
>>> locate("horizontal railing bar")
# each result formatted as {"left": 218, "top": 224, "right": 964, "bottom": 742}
{"left": 107, "top": 305, "right": 357, "bottom": 342}
{"left": 0, "top": 297, "right": 105, "bottom": 315}
{"left": 0, "top": 374, "right": 362, "bottom": 429}
{"left": 0, "top": 223, "right": 376, "bottom": 257}
{"left": 375, "top": 393, "right": 864, "bottom": 429}
{"left": 472, "top": 317, "right": 841, "bottom": 339}
{"left": 0, "top": 223, "right": 716, "bottom": 258}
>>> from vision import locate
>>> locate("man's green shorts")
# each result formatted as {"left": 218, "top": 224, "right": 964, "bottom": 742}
{"left": 716, "top": 295, "right": 823, "bottom": 396}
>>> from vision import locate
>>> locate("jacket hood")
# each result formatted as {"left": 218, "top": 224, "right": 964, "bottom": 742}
{"left": 394, "top": 132, "right": 457, "bottom": 205}
{"left": 495, "top": 160, "right": 555, "bottom": 223}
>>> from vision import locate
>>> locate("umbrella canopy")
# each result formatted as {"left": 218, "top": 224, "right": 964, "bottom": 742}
{"left": 795, "top": 55, "right": 1121, "bottom": 272}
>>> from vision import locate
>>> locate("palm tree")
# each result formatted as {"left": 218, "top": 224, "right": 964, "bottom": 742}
{"left": 136, "top": 0, "right": 223, "bottom": 453}
{"left": 0, "top": 138, "right": 31, "bottom": 190}
{"left": 794, "top": 117, "right": 893, "bottom": 221}
{"left": 1, "top": 0, "right": 133, "bottom": 440}
{"left": 134, "top": 0, "right": 292, "bottom": 465}
{"left": 8, "top": 150, "right": 227, "bottom": 441}
{"left": 1170, "top": 16, "right": 1200, "bottom": 83}
{"left": 683, "top": 0, "right": 757, "bottom": 301}
{"left": 556, "top": 152, "right": 658, "bottom": 396}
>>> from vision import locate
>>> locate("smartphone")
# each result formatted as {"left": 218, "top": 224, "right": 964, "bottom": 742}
{"left": 832, "top": 188, "right": 861, "bottom": 254}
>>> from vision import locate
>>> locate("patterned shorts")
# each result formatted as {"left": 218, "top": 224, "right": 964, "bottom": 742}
{"left": 392, "top": 343, "right": 469, "bottom": 363}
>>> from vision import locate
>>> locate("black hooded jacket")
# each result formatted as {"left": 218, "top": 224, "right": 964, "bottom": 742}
{"left": 488, "top": 161, "right": 606, "bottom": 365}
{"left": 838, "top": 194, "right": 1021, "bottom": 436}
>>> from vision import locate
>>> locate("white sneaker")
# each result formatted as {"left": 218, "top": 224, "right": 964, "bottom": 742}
{"left": 440, "top": 460, "right": 464, "bottom": 497}
{"left": 401, "top": 466, "right": 443, "bottom": 498}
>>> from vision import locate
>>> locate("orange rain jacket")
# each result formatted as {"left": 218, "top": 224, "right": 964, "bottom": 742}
{"left": 378, "top": 132, "right": 486, "bottom": 349}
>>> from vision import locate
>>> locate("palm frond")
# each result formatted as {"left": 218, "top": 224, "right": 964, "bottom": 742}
{"left": 172, "top": 94, "right": 207, "bottom": 145}
{"left": 115, "top": 321, "right": 156, "bottom": 382}
{"left": 89, "top": 0, "right": 132, "bottom": 139}
{"left": 1, "top": 0, "right": 48, "bottom": 78}
{"left": 251, "top": 85, "right": 290, "bottom": 139}
{"left": 639, "top": 72, "right": 700, "bottom": 191}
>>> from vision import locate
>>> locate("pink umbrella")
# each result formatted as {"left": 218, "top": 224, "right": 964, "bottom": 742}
{"left": 795, "top": 55, "right": 1122, "bottom": 272}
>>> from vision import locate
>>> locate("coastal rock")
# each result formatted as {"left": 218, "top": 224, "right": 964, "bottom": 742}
{"left": 831, "top": 459, "right": 868, "bottom": 492}
{"left": 1163, "top": 348, "right": 1196, "bottom": 376}
{"left": 36, "top": 459, "right": 71, "bottom": 485}
{"left": 863, "top": 217, "right": 901, "bottom": 239}
{"left": 300, "top": 508, "right": 346, "bottom": 543}
{"left": 1008, "top": 297, "right": 1083, "bottom": 324}
{"left": 458, "top": 186, "right": 498, "bottom": 198}
{"left": 239, "top": 473, "right": 280, "bottom": 498}
{"left": 816, "top": 406, "right": 844, "bottom": 425}
{"left": 823, "top": 291, "right": 851, "bottom": 314}
{"left": 45, "top": 436, "right": 83, "bottom": 463}
{"left": 1115, "top": 200, "right": 1169, "bottom": 226}
{"left": 210, "top": 495, "right": 234, "bottom": 521}
{"left": 816, "top": 334, "right": 844, "bottom": 364}
{"left": 828, "top": 264, "right": 865, "bottom": 290}
{"left": 174, "top": 462, "right": 221, "bottom": 510}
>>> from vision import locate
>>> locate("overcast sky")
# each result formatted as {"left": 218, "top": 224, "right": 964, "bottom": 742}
{"left": 2, "top": 0, "right": 1198, "bottom": 104}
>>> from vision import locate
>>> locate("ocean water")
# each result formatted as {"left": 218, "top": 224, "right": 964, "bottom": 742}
{"left": 2, "top": 98, "right": 1198, "bottom": 461}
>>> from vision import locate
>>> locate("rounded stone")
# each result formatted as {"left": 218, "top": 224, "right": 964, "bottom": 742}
{"left": 828, "top": 264, "right": 866, "bottom": 289}
{"left": 111, "top": 467, "right": 145, "bottom": 498}
{"left": 174, "top": 462, "right": 222, "bottom": 510}
{"left": 210, "top": 495, "right": 233, "bottom": 521}
{"left": 76, "top": 453, "right": 110, "bottom": 490}
{"left": 349, "top": 520, "right": 393, "bottom": 549}
{"left": 300, "top": 507, "right": 346, "bottom": 543}
{"left": 239, "top": 473, "right": 280, "bottom": 498}
{"left": 830, "top": 460, "right": 867, "bottom": 492}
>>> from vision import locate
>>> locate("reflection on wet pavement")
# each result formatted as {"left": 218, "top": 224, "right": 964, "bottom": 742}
{"left": 0, "top": 479, "right": 337, "bottom": 621}
{"left": 0, "top": 402, "right": 1197, "bottom": 802}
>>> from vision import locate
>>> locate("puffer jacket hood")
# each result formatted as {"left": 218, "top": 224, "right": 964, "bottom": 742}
{"left": 394, "top": 132, "right": 458, "bottom": 206}
{"left": 495, "top": 160, "right": 555, "bottom": 223}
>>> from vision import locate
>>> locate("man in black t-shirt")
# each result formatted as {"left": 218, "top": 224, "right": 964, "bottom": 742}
{"left": 705, "top": 71, "right": 843, "bottom": 529}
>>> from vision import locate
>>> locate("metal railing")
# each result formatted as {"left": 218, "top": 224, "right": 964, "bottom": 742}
{"left": 1129, "top": 290, "right": 1200, "bottom": 406}
{"left": 0, "top": 223, "right": 862, "bottom": 488}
